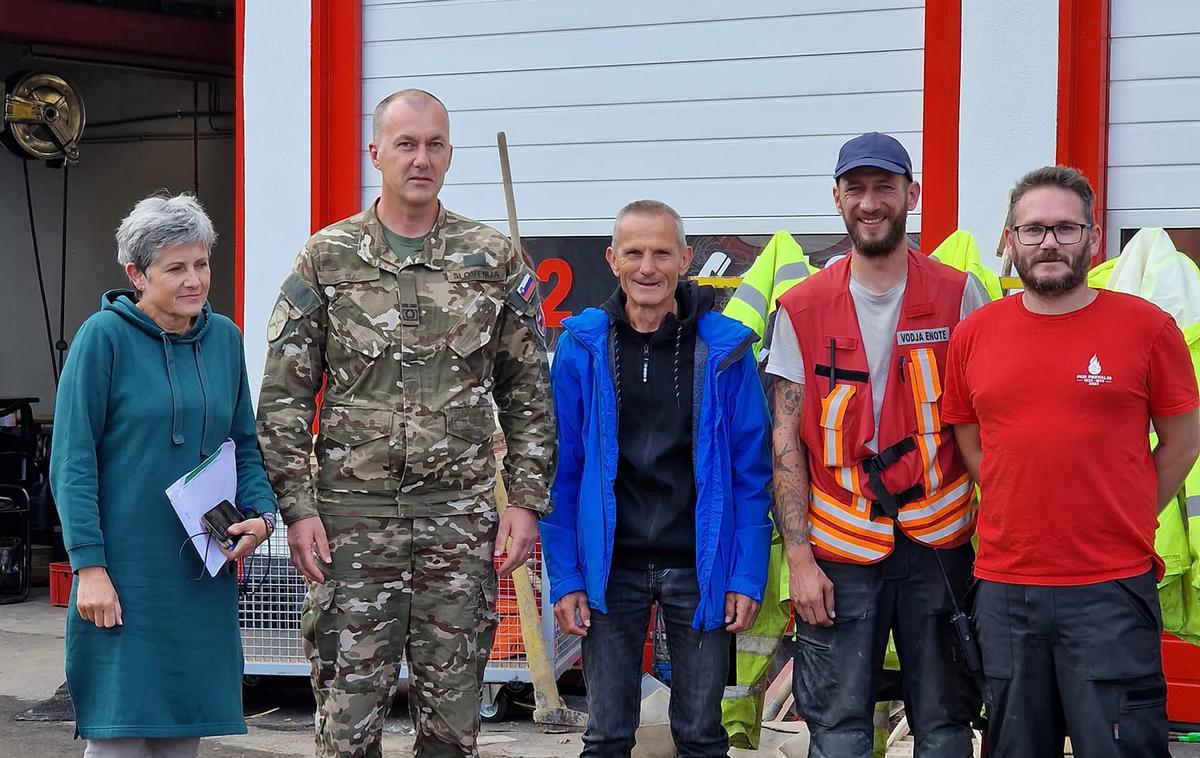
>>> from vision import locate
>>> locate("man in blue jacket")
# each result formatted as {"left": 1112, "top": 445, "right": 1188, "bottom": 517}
{"left": 540, "top": 199, "right": 773, "bottom": 757}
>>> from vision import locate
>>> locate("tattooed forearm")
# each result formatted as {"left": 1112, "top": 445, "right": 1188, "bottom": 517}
{"left": 771, "top": 379, "right": 811, "bottom": 547}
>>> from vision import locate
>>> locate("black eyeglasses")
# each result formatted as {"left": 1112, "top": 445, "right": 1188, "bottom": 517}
{"left": 1012, "top": 223, "right": 1093, "bottom": 246}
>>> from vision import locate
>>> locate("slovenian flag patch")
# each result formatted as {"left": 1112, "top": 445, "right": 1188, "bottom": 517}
{"left": 517, "top": 272, "right": 537, "bottom": 303}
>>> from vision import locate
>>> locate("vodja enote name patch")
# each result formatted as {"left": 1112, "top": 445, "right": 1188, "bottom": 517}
{"left": 896, "top": 327, "right": 950, "bottom": 345}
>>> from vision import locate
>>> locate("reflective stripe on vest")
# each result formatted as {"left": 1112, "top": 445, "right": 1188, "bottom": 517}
{"left": 723, "top": 684, "right": 757, "bottom": 698}
{"left": 810, "top": 485, "right": 894, "bottom": 562}
{"left": 809, "top": 346, "right": 973, "bottom": 560}
{"left": 783, "top": 251, "right": 976, "bottom": 561}
{"left": 736, "top": 634, "right": 780, "bottom": 656}
{"left": 908, "top": 348, "right": 942, "bottom": 433}
{"left": 810, "top": 475, "right": 974, "bottom": 561}
{"left": 821, "top": 384, "right": 857, "bottom": 468}
{"left": 906, "top": 348, "right": 945, "bottom": 492}
{"left": 722, "top": 230, "right": 815, "bottom": 360}
{"left": 894, "top": 473, "right": 975, "bottom": 545}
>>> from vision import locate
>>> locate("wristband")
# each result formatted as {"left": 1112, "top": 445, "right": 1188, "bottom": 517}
{"left": 236, "top": 505, "right": 276, "bottom": 537}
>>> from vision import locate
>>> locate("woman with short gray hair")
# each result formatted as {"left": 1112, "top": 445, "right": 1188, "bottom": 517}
{"left": 50, "top": 192, "right": 277, "bottom": 757}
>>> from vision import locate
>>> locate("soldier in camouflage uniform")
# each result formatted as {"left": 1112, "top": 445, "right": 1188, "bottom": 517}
{"left": 256, "top": 89, "right": 555, "bottom": 758}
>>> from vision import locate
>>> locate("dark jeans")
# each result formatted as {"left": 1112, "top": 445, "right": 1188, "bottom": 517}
{"left": 793, "top": 531, "right": 980, "bottom": 758}
{"left": 580, "top": 565, "right": 731, "bottom": 758}
{"left": 975, "top": 570, "right": 1169, "bottom": 758}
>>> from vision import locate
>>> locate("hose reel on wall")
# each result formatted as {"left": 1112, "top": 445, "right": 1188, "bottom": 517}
{"left": 2, "top": 72, "right": 85, "bottom": 164}
{"left": 2, "top": 71, "right": 86, "bottom": 386}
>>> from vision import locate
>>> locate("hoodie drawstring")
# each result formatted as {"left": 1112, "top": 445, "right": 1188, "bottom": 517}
{"left": 672, "top": 322, "right": 681, "bottom": 408}
{"left": 195, "top": 341, "right": 213, "bottom": 455}
{"left": 161, "top": 333, "right": 185, "bottom": 446}
{"left": 613, "top": 321, "right": 684, "bottom": 409}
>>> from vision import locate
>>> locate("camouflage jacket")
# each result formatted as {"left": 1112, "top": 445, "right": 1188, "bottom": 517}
{"left": 257, "top": 202, "right": 555, "bottom": 524}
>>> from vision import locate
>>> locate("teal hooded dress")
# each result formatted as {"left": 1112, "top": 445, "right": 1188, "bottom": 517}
{"left": 50, "top": 291, "right": 276, "bottom": 739}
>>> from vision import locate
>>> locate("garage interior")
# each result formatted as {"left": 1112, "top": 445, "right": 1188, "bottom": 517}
{"left": 0, "top": 0, "right": 235, "bottom": 598}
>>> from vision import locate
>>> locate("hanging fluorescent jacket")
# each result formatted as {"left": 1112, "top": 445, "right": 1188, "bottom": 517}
{"left": 1089, "top": 227, "right": 1200, "bottom": 644}
{"left": 719, "top": 231, "right": 813, "bottom": 749}
{"left": 723, "top": 230, "right": 816, "bottom": 361}
{"left": 930, "top": 229, "right": 1004, "bottom": 301}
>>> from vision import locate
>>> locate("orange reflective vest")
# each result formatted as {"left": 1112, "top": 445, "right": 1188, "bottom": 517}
{"left": 777, "top": 250, "right": 976, "bottom": 563}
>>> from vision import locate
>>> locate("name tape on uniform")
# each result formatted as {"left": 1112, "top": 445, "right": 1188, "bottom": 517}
{"left": 446, "top": 268, "right": 505, "bottom": 283}
{"left": 896, "top": 327, "right": 949, "bottom": 346}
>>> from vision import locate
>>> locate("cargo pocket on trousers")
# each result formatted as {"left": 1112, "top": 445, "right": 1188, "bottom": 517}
{"left": 1085, "top": 573, "right": 1163, "bottom": 681}
{"left": 972, "top": 581, "right": 1012, "bottom": 679}
{"left": 331, "top": 582, "right": 396, "bottom": 693}
{"left": 301, "top": 580, "right": 341, "bottom": 690}
{"left": 793, "top": 622, "right": 839, "bottom": 728}
{"left": 476, "top": 570, "right": 500, "bottom": 662}
{"left": 1115, "top": 681, "right": 1168, "bottom": 750}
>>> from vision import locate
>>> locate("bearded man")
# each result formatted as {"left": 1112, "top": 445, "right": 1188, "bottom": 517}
{"left": 768, "top": 132, "right": 989, "bottom": 756}
{"left": 943, "top": 165, "right": 1200, "bottom": 758}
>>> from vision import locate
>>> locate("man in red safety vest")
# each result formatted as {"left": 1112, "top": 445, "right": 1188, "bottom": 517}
{"left": 769, "top": 132, "right": 989, "bottom": 756}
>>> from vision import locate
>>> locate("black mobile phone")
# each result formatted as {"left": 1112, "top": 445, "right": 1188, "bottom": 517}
{"left": 201, "top": 499, "right": 245, "bottom": 550}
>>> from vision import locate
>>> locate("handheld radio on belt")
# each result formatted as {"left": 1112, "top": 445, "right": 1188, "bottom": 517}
{"left": 934, "top": 549, "right": 982, "bottom": 673}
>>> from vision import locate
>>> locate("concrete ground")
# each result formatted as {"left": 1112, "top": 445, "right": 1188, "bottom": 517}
{"left": 0, "top": 589, "right": 582, "bottom": 757}
{"left": 3, "top": 588, "right": 1198, "bottom": 757}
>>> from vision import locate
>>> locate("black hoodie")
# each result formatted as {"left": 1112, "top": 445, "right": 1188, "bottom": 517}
{"left": 601, "top": 281, "right": 716, "bottom": 570}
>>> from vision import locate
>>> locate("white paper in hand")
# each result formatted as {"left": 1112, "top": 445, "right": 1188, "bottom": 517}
{"left": 165, "top": 439, "right": 238, "bottom": 577}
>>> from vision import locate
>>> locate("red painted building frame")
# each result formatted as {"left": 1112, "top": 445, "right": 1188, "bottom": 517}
{"left": 920, "top": 0, "right": 962, "bottom": 253}
{"left": 1057, "top": 0, "right": 1111, "bottom": 267}
{"left": 310, "top": 0, "right": 363, "bottom": 234}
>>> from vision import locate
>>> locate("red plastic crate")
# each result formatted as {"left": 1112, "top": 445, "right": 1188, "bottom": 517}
{"left": 49, "top": 561, "right": 71, "bottom": 607}
{"left": 1164, "top": 632, "right": 1200, "bottom": 727}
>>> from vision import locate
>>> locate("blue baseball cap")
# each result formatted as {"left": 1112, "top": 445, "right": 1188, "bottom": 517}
{"left": 834, "top": 132, "right": 913, "bottom": 181}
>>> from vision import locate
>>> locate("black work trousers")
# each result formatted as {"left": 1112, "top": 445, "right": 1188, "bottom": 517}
{"left": 793, "top": 530, "right": 980, "bottom": 757}
{"left": 974, "top": 569, "right": 1169, "bottom": 758}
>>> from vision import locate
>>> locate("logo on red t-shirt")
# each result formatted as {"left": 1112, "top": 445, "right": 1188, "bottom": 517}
{"left": 1076, "top": 354, "right": 1113, "bottom": 387}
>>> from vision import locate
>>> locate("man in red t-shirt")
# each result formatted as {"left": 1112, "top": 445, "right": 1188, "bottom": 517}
{"left": 943, "top": 165, "right": 1200, "bottom": 758}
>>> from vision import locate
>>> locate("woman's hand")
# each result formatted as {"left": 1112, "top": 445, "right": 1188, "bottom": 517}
{"left": 220, "top": 517, "right": 270, "bottom": 562}
{"left": 76, "top": 566, "right": 122, "bottom": 628}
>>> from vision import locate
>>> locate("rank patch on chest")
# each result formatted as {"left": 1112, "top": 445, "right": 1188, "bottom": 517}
{"left": 896, "top": 327, "right": 949, "bottom": 346}
{"left": 398, "top": 274, "right": 420, "bottom": 326}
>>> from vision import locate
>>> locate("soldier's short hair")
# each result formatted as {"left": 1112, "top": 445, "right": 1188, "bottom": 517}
{"left": 612, "top": 199, "right": 687, "bottom": 250}
{"left": 372, "top": 89, "right": 449, "bottom": 142}
{"left": 115, "top": 192, "right": 216, "bottom": 271}
{"left": 1008, "top": 165, "right": 1096, "bottom": 226}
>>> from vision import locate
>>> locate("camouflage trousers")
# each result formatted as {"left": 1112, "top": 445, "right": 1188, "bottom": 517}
{"left": 300, "top": 509, "right": 499, "bottom": 758}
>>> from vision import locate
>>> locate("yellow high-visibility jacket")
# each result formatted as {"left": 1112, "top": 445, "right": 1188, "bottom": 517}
{"left": 930, "top": 229, "right": 1004, "bottom": 301}
{"left": 720, "top": 231, "right": 813, "bottom": 749}
{"left": 1090, "top": 228, "right": 1200, "bottom": 644}
{"left": 723, "top": 231, "right": 816, "bottom": 361}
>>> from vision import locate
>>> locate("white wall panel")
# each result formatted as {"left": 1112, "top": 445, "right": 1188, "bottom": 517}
{"left": 958, "top": 0, "right": 1059, "bottom": 270}
{"left": 1109, "top": 0, "right": 1200, "bottom": 39}
{"left": 363, "top": 0, "right": 920, "bottom": 37}
{"left": 361, "top": 2, "right": 926, "bottom": 236}
{"left": 1107, "top": 0, "right": 1200, "bottom": 258}
{"left": 243, "top": 0, "right": 311, "bottom": 400}
{"left": 380, "top": 134, "right": 925, "bottom": 186}
{"left": 362, "top": 51, "right": 922, "bottom": 113}
{"left": 361, "top": 92, "right": 924, "bottom": 150}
